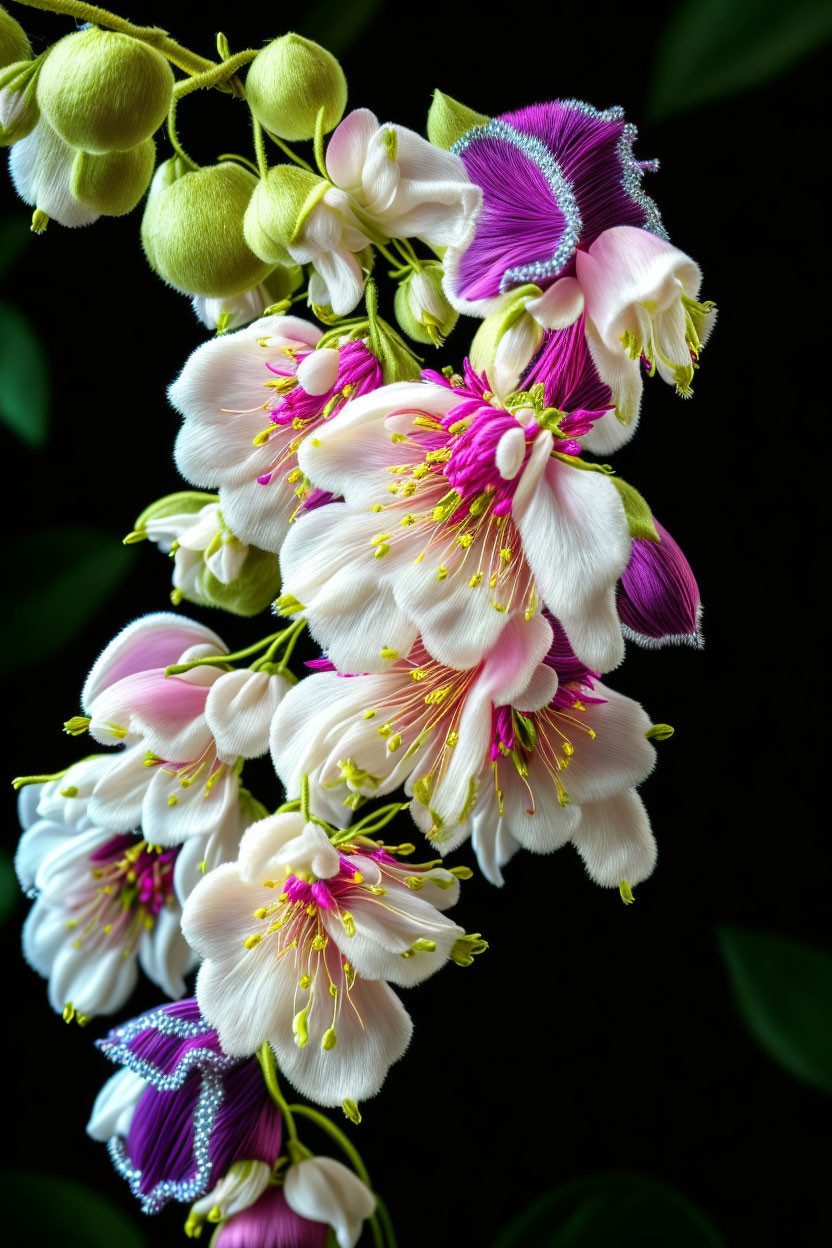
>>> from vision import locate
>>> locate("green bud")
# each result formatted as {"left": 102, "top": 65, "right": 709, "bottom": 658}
{"left": 262, "top": 261, "right": 304, "bottom": 307}
{"left": 132, "top": 490, "right": 218, "bottom": 533}
{"left": 0, "top": 6, "right": 31, "bottom": 70}
{"left": 245, "top": 33, "right": 347, "bottom": 142}
{"left": 0, "top": 60, "right": 38, "bottom": 147}
{"left": 394, "top": 263, "right": 458, "bottom": 346}
{"left": 243, "top": 164, "right": 327, "bottom": 265}
{"left": 427, "top": 90, "right": 489, "bottom": 151}
{"left": 193, "top": 544, "right": 281, "bottom": 617}
{"left": 70, "top": 137, "right": 155, "bottom": 216}
{"left": 142, "top": 160, "right": 273, "bottom": 298}
{"left": 37, "top": 28, "right": 174, "bottom": 154}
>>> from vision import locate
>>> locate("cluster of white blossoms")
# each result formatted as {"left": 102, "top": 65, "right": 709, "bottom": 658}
{"left": 6, "top": 5, "right": 713, "bottom": 1245}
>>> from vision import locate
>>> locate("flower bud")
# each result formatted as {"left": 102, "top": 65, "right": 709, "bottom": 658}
{"left": 192, "top": 262, "right": 303, "bottom": 332}
{"left": 0, "top": 61, "right": 38, "bottom": 146}
{"left": 245, "top": 33, "right": 347, "bottom": 142}
{"left": 0, "top": 6, "right": 31, "bottom": 69}
{"left": 427, "top": 89, "right": 488, "bottom": 150}
{"left": 243, "top": 164, "right": 326, "bottom": 265}
{"left": 617, "top": 519, "right": 702, "bottom": 648}
{"left": 36, "top": 28, "right": 173, "bottom": 153}
{"left": 70, "top": 137, "right": 155, "bottom": 216}
{"left": 394, "top": 262, "right": 458, "bottom": 346}
{"left": 141, "top": 159, "right": 273, "bottom": 298}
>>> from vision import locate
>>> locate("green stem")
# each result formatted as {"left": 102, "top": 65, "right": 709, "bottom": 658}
{"left": 300, "top": 774, "right": 311, "bottom": 821}
{"left": 166, "top": 97, "right": 198, "bottom": 171}
{"left": 288, "top": 1105, "right": 388, "bottom": 1248}
{"left": 164, "top": 629, "right": 288, "bottom": 676}
{"left": 10, "top": 0, "right": 222, "bottom": 80}
{"left": 250, "top": 618, "right": 306, "bottom": 671}
{"left": 313, "top": 105, "right": 328, "bottom": 178}
{"left": 262, "top": 128, "right": 315, "bottom": 173}
{"left": 257, "top": 1043, "right": 298, "bottom": 1142}
{"left": 252, "top": 116, "right": 269, "bottom": 179}
{"left": 374, "top": 1195, "right": 398, "bottom": 1248}
{"left": 218, "top": 152, "right": 261, "bottom": 176}
{"left": 172, "top": 48, "right": 258, "bottom": 98}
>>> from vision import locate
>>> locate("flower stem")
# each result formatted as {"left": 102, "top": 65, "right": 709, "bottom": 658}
{"left": 166, "top": 97, "right": 198, "bottom": 171}
{"left": 257, "top": 1042, "right": 299, "bottom": 1143}
{"left": 262, "top": 128, "right": 315, "bottom": 173}
{"left": 252, "top": 116, "right": 269, "bottom": 179}
{"left": 172, "top": 48, "right": 258, "bottom": 99}
{"left": 164, "top": 629, "right": 289, "bottom": 677}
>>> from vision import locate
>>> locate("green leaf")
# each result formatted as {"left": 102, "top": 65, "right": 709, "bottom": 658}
{"left": 718, "top": 925, "right": 832, "bottom": 1095}
{"left": 648, "top": 0, "right": 832, "bottom": 119}
{"left": 0, "top": 1171, "right": 148, "bottom": 1248}
{"left": 0, "top": 299, "right": 50, "bottom": 447}
{"left": 494, "top": 1172, "right": 726, "bottom": 1248}
{"left": 0, "top": 216, "right": 30, "bottom": 281}
{"left": 610, "top": 477, "right": 660, "bottom": 542}
{"left": 2, "top": 526, "right": 133, "bottom": 675}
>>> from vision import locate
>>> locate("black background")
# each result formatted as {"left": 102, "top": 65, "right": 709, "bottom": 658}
{"left": 1, "top": 1, "right": 828, "bottom": 1245}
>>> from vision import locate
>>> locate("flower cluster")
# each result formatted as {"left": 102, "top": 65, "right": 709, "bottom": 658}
{"left": 6, "top": 5, "right": 713, "bottom": 1244}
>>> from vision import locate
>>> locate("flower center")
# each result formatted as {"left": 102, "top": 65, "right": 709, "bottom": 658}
{"left": 67, "top": 836, "right": 178, "bottom": 953}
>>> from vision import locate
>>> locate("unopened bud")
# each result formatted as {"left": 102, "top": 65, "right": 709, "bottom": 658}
{"left": 37, "top": 29, "right": 173, "bottom": 153}
{"left": 0, "top": 61, "right": 38, "bottom": 146}
{"left": 245, "top": 33, "right": 347, "bottom": 142}
{"left": 427, "top": 89, "right": 488, "bottom": 150}
{"left": 141, "top": 160, "right": 273, "bottom": 298}
{"left": 243, "top": 164, "right": 326, "bottom": 265}
{"left": 394, "top": 263, "right": 458, "bottom": 346}
{"left": 70, "top": 137, "right": 155, "bottom": 216}
{"left": 0, "top": 6, "right": 31, "bottom": 70}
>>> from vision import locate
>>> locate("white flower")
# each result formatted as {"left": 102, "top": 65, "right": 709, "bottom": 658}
{"left": 575, "top": 225, "right": 716, "bottom": 408}
{"left": 271, "top": 614, "right": 658, "bottom": 887}
{"left": 189, "top": 1160, "right": 272, "bottom": 1225}
{"left": 77, "top": 614, "right": 285, "bottom": 855}
{"left": 279, "top": 373, "right": 631, "bottom": 675}
{"left": 192, "top": 285, "right": 275, "bottom": 332}
{"left": 144, "top": 501, "right": 250, "bottom": 595}
{"left": 16, "top": 782, "right": 195, "bottom": 1018}
{"left": 8, "top": 116, "right": 98, "bottom": 228}
{"left": 182, "top": 812, "right": 465, "bottom": 1106}
{"left": 286, "top": 108, "right": 481, "bottom": 317}
{"left": 284, "top": 1156, "right": 376, "bottom": 1248}
{"left": 169, "top": 315, "right": 381, "bottom": 556}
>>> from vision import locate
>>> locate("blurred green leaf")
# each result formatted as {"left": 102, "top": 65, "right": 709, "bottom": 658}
{"left": 494, "top": 1172, "right": 725, "bottom": 1247}
{"left": 0, "top": 851, "right": 17, "bottom": 925}
{"left": 299, "top": 0, "right": 384, "bottom": 56}
{"left": 648, "top": 0, "right": 832, "bottom": 119}
{"left": 3, "top": 526, "right": 133, "bottom": 675}
{"left": 718, "top": 925, "right": 832, "bottom": 1095}
{"left": 0, "top": 216, "right": 30, "bottom": 281}
{"left": 0, "top": 1171, "right": 147, "bottom": 1248}
{"left": 0, "top": 299, "right": 50, "bottom": 447}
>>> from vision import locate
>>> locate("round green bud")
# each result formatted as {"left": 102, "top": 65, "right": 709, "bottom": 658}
{"left": 0, "top": 6, "right": 31, "bottom": 71}
{"left": 243, "top": 164, "right": 326, "bottom": 265}
{"left": 245, "top": 33, "right": 347, "bottom": 142}
{"left": 394, "top": 263, "right": 459, "bottom": 346}
{"left": 0, "top": 61, "right": 38, "bottom": 147}
{"left": 37, "top": 28, "right": 174, "bottom": 154}
{"left": 70, "top": 137, "right": 155, "bottom": 216}
{"left": 141, "top": 160, "right": 273, "bottom": 299}
{"left": 427, "top": 90, "right": 489, "bottom": 151}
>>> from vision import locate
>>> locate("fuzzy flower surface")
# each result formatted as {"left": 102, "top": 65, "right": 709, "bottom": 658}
{"left": 182, "top": 812, "right": 466, "bottom": 1106}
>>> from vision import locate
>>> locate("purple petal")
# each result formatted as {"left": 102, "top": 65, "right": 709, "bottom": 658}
{"left": 215, "top": 1188, "right": 328, "bottom": 1248}
{"left": 618, "top": 520, "right": 702, "bottom": 647}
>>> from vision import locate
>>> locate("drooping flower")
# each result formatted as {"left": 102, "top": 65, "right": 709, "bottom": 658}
{"left": 16, "top": 780, "right": 193, "bottom": 1018}
{"left": 617, "top": 518, "right": 702, "bottom": 648}
{"left": 210, "top": 1160, "right": 375, "bottom": 1248}
{"left": 170, "top": 315, "right": 383, "bottom": 555}
{"left": 75, "top": 613, "right": 286, "bottom": 852}
{"left": 271, "top": 615, "right": 657, "bottom": 888}
{"left": 89, "top": 999, "right": 283, "bottom": 1213}
{"left": 278, "top": 363, "right": 631, "bottom": 674}
{"left": 442, "top": 99, "right": 664, "bottom": 316}
{"left": 283, "top": 108, "right": 481, "bottom": 316}
{"left": 182, "top": 812, "right": 469, "bottom": 1106}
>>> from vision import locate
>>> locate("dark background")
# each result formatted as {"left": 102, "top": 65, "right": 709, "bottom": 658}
{"left": 1, "top": 0, "right": 828, "bottom": 1244}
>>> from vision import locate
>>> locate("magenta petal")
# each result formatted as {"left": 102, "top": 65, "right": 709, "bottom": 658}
{"left": 617, "top": 520, "right": 702, "bottom": 647}
{"left": 215, "top": 1188, "right": 328, "bottom": 1248}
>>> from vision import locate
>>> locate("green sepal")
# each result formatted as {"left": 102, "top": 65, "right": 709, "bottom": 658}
{"left": 133, "top": 491, "right": 219, "bottom": 532}
{"left": 239, "top": 786, "right": 269, "bottom": 825}
{"left": 365, "top": 280, "right": 422, "bottom": 383}
{"left": 427, "top": 90, "right": 489, "bottom": 150}
{"left": 187, "top": 545, "right": 281, "bottom": 617}
{"left": 609, "top": 477, "right": 661, "bottom": 543}
{"left": 244, "top": 165, "right": 325, "bottom": 266}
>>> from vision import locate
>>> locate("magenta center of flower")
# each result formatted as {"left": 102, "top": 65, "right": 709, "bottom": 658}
{"left": 75, "top": 836, "right": 179, "bottom": 949}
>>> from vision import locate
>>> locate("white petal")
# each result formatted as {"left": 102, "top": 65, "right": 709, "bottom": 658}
{"left": 82, "top": 613, "right": 225, "bottom": 709}
{"left": 15, "top": 817, "right": 77, "bottom": 893}
{"left": 86, "top": 1069, "right": 146, "bottom": 1141}
{"left": 88, "top": 745, "right": 150, "bottom": 833}
{"left": 526, "top": 276, "right": 585, "bottom": 330}
{"left": 570, "top": 789, "right": 657, "bottom": 887}
{"left": 560, "top": 682, "right": 656, "bottom": 804}
{"left": 235, "top": 811, "right": 308, "bottom": 883}
{"left": 495, "top": 425, "right": 527, "bottom": 480}
{"left": 284, "top": 1157, "right": 376, "bottom": 1248}
{"left": 138, "top": 902, "right": 195, "bottom": 998}
{"left": 9, "top": 119, "right": 99, "bottom": 228}
{"left": 325, "top": 109, "right": 380, "bottom": 189}
{"left": 205, "top": 669, "right": 289, "bottom": 761}
{"left": 296, "top": 347, "right": 341, "bottom": 395}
